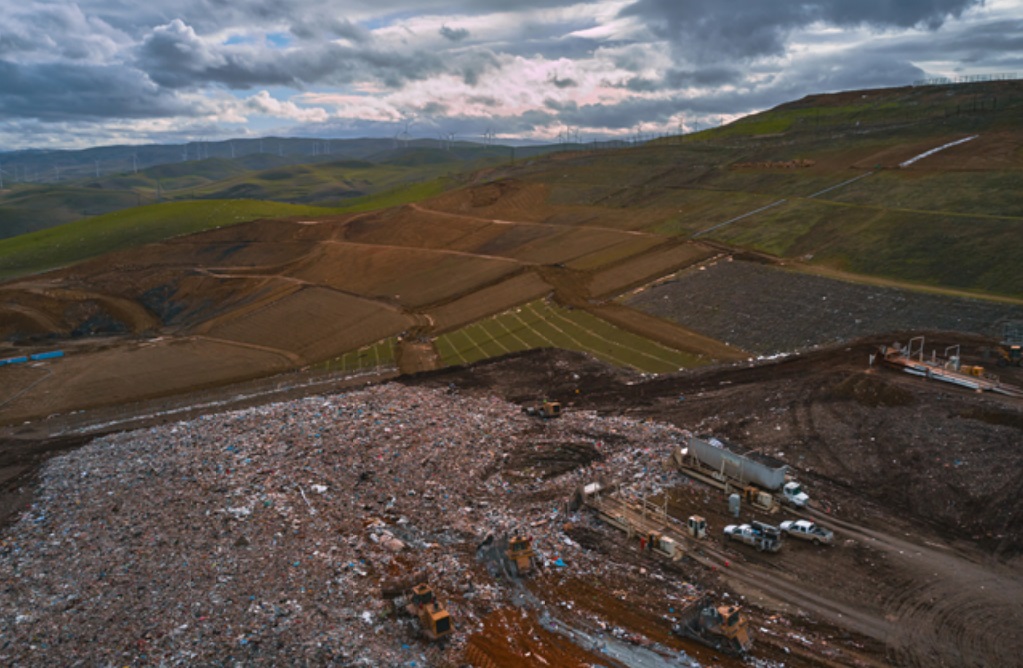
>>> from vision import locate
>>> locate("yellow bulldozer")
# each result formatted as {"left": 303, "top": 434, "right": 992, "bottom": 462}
{"left": 997, "top": 322, "right": 1023, "bottom": 367}
{"left": 673, "top": 594, "right": 752, "bottom": 655}
{"left": 523, "top": 400, "right": 562, "bottom": 419}
{"left": 382, "top": 579, "right": 454, "bottom": 642}
{"left": 504, "top": 535, "right": 538, "bottom": 577}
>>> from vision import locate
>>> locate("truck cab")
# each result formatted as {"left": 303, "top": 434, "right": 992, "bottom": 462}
{"left": 781, "top": 481, "right": 809, "bottom": 508}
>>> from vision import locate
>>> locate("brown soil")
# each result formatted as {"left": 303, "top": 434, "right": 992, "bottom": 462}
{"left": 403, "top": 341, "right": 1023, "bottom": 667}
{"left": 3, "top": 338, "right": 1022, "bottom": 666}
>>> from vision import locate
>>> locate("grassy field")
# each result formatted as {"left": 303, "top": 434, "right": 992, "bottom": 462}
{"left": 434, "top": 299, "right": 706, "bottom": 373}
{"left": 0, "top": 200, "right": 337, "bottom": 280}
{"left": 708, "top": 197, "right": 1023, "bottom": 298}
{"left": 314, "top": 338, "right": 398, "bottom": 373}
{"left": 0, "top": 152, "right": 459, "bottom": 241}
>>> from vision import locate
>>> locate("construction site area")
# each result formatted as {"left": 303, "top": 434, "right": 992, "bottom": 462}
{"left": 2, "top": 332, "right": 1022, "bottom": 667}
{"left": 1, "top": 82, "right": 1023, "bottom": 666}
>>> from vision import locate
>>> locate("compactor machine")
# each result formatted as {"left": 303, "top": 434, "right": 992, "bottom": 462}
{"left": 382, "top": 579, "right": 454, "bottom": 642}
{"left": 504, "top": 535, "right": 538, "bottom": 576}
{"left": 523, "top": 400, "right": 562, "bottom": 419}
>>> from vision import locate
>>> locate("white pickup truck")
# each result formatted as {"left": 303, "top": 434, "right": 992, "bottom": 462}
{"left": 779, "top": 519, "right": 834, "bottom": 545}
{"left": 723, "top": 521, "right": 782, "bottom": 552}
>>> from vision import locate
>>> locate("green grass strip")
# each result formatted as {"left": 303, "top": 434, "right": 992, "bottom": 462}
{"left": 0, "top": 199, "right": 337, "bottom": 281}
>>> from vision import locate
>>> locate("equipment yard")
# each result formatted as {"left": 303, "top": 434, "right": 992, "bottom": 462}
{"left": 2, "top": 338, "right": 1022, "bottom": 666}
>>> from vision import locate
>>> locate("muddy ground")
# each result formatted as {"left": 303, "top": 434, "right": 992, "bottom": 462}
{"left": 4, "top": 245, "right": 1023, "bottom": 666}
{"left": 2, "top": 336, "right": 1023, "bottom": 666}
{"left": 405, "top": 341, "right": 1023, "bottom": 666}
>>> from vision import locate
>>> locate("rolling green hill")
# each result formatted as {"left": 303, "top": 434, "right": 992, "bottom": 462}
{"left": 2, "top": 80, "right": 1021, "bottom": 300}
{"left": 0, "top": 142, "right": 523, "bottom": 238}
{"left": 0, "top": 200, "right": 337, "bottom": 280}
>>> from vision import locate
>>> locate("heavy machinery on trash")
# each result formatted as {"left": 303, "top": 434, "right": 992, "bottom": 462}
{"left": 381, "top": 579, "right": 454, "bottom": 641}
{"left": 476, "top": 533, "right": 540, "bottom": 578}
{"left": 671, "top": 434, "right": 809, "bottom": 512}
{"left": 523, "top": 400, "right": 562, "bottom": 419}
{"left": 504, "top": 535, "right": 538, "bottom": 576}
{"left": 997, "top": 322, "right": 1023, "bottom": 367}
{"left": 673, "top": 594, "right": 753, "bottom": 655}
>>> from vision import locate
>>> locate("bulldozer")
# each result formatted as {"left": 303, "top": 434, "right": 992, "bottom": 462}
{"left": 997, "top": 322, "right": 1023, "bottom": 367}
{"left": 523, "top": 400, "right": 562, "bottom": 419}
{"left": 382, "top": 580, "right": 454, "bottom": 642}
{"left": 504, "top": 535, "right": 538, "bottom": 576}
{"left": 673, "top": 595, "right": 752, "bottom": 655}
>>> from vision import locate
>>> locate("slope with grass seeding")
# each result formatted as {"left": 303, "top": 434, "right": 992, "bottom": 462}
{"left": 435, "top": 299, "right": 708, "bottom": 372}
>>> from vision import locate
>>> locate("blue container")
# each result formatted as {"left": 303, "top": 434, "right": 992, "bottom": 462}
{"left": 29, "top": 351, "right": 65, "bottom": 361}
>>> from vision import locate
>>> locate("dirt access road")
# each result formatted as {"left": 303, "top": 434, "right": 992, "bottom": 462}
{"left": 409, "top": 340, "right": 1023, "bottom": 666}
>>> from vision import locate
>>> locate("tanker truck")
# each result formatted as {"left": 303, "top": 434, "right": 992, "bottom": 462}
{"left": 671, "top": 434, "right": 809, "bottom": 512}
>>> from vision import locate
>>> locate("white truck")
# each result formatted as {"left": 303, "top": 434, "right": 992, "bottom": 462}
{"left": 723, "top": 520, "right": 782, "bottom": 553}
{"left": 779, "top": 519, "right": 834, "bottom": 546}
{"left": 672, "top": 434, "right": 810, "bottom": 511}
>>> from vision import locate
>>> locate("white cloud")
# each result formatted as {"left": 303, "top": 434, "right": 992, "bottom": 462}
{"left": 244, "top": 90, "right": 330, "bottom": 122}
{"left": 0, "top": 0, "right": 1020, "bottom": 149}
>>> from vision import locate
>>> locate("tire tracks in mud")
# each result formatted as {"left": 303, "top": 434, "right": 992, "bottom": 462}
{"left": 806, "top": 509, "right": 1023, "bottom": 666}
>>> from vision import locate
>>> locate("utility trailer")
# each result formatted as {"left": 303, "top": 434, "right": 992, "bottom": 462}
{"left": 671, "top": 434, "right": 809, "bottom": 511}
{"left": 574, "top": 481, "right": 686, "bottom": 560}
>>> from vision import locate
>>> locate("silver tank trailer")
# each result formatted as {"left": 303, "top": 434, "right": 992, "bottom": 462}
{"left": 684, "top": 434, "right": 788, "bottom": 491}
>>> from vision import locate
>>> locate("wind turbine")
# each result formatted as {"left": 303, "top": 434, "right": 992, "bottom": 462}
{"left": 399, "top": 118, "right": 413, "bottom": 149}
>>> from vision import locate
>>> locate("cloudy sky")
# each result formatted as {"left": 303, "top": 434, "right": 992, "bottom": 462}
{"left": 2, "top": 0, "right": 1021, "bottom": 150}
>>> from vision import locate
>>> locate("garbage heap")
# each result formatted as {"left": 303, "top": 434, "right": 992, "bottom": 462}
{"left": 0, "top": 383, "right": 690, "bottom": 666}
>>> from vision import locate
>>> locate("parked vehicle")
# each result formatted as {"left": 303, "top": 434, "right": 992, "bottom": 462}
{"left": 723, "top": 520, "right": 782, "bottom": 553}
{"left": 672, "top": 434, "right": 810, "bottom": 511}
{"left": 780, "top": 519, "right": 834, "bottom": 546}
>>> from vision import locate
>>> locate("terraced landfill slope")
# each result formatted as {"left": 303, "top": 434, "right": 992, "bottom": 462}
{"left": 1, "top": 81, "right": 1022, "bottom": 668}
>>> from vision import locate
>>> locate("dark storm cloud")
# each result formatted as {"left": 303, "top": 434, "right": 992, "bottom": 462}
{"left": 0, "top": 59, "right": 194, "bottom": 121}
{"left": 135, "top": 19, "right": 451, "bottom": 90}
{"left": 620, "top": 0, "right": 984, "bottom": 60}
{"left": 3, "top": 3, "right": 125, "bottom": 60}
{"left": 460, "top": 50, "right": 500, "bottom": 86}
{"left": 615, "top": 67, "right": 745, "bottom": 93}
{"left": 871, "top": 18, "right": 1023, "bottom": 62}
{"left": 439, "top": 25, "right": 470, "bottom": 42}
{"left": 549, "top": 74, "right": 578, "bottom": 89}
{"left": 289, "top": 18, "right": 371, "bottom": 42}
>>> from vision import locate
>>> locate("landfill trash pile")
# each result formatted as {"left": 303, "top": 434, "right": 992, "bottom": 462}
{"left": 0, "top": 383, "right": 696, "bottom": 666}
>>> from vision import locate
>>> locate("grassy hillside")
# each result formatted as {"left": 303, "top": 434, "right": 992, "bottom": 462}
{"left": 0, "top": 144, "right": 520, "bottom": 238}
{"left": 0, "top": 186, "right": 145, "bottom": 239}
{"left": 0, "top": 200, "right": 336, "bottom": 280}
{"left": 490, "top": 81, "right": 1023, "bottom": 299}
